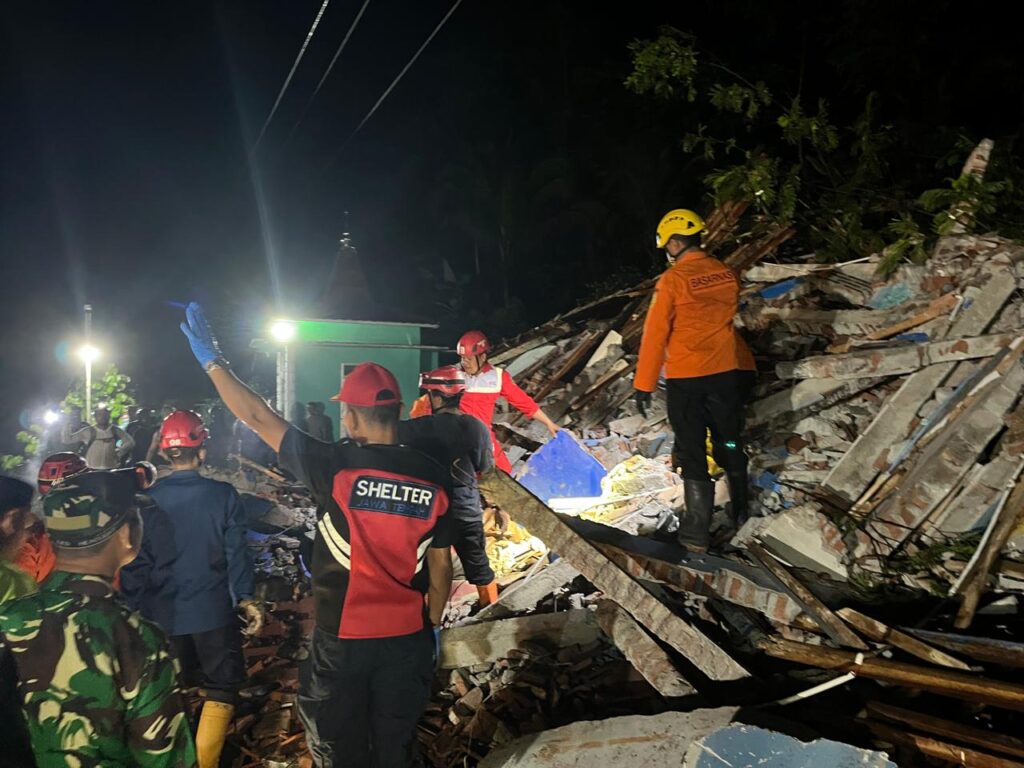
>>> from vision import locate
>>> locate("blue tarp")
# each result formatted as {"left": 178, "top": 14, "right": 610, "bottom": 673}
{"left": 518, "top": 431, "right": 608, "bottom": 502}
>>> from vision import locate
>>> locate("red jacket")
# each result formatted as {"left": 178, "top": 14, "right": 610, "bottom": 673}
{"left": 460, "top": 364, "right": 539, "bottom": 473}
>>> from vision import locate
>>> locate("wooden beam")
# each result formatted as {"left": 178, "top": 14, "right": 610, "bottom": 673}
{"left": 479, "top": 469, "right": 748, "bottom": 681}
{"left": 777, "top": 332, "right": 1020, "bottom": 380}
{"left": 747, "top": 542, "right": 868, "bottom": 650}
{"left": 867, "top": 702, "right": 1024, "bottom": 760}
{"left": 865, "top": 720, "right": 1024, "bottom": 768}
{"left": 758, "top": 637, "right": 1024, "bottom": 711}
{"left": 438, "top": 609, "right": 600, "bottom": 670}
{"left": 526, "top": 330, "right": 604, "bottom": 404}
{"left": 489, "top": 323, "right": 573, "bottom": 365}
{"left": 955, "top": 474, "right": 1024, "bottom": 628}
{"left": 903, "top": 629, "right": 1024, "bottom": 670}
{"left": 836, "top": 608, "right": 972, "bottom": 670}
{"left": 595, "top": 600, "right": 694, "bottom": 698}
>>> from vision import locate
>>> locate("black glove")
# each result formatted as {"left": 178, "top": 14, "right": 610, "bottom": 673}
{"left": 635, "top": 390, "right": 652, "bottom": 417}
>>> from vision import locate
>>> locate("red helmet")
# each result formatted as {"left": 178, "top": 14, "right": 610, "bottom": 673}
{"left": 160, "top": 410, "right": 209, "bottom": 449}
{"left": 419, "top": 366, "right": 466, "bottom": 397}
{"left": 38, "top": 452, "right": 89, "bottom": 495}
{"left": 457, "top": 330, "right": 490, "bottom": 357}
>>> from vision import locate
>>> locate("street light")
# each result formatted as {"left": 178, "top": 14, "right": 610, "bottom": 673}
{"left": 76, "top": 344, "right": 101, "bottom": 417}
{"left": 44, "top": 410, "right": 60, "bottom": 425}
{"left": 77, "top": 344, "right": 100, "bottom": 364}
{"left": 270, "top": 319, "right": 296, "bottom": 343}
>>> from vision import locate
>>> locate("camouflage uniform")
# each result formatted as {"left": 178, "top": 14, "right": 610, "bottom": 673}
{"left": 0, "top": 570, "right": 197, "bottom": 768}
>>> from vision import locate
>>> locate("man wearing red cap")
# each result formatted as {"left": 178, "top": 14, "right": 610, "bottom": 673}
{"left": 179, "top": 303, "right": 455, "bottom": 768}
{"left": 457, "top": 330, "right": 560, "bottom": 473}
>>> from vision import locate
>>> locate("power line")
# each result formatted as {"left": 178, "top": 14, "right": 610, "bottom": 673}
{"left": 287, "top": 0, "right": 373, "bottom": 142}
{"left": 251, "top": 0, "right": 332, "bottom": 155}
{"left": 326, "top": 0, "right": 464, "bottom": 168}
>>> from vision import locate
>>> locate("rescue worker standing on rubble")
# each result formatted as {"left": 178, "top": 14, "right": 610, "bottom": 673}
{"left": 458, "top": 330, "right": 560, "bottom": 473}
{"left": 120, "top": 409, "right": 261, "bottom": 768}
{"left": 0, "top": 469, "right": 197, "bottom": 767}
{"left": 178, "top": 302, "right": 455, "bottom": 768}
{"left": 634, "top": 209, "right": 756, "bottom": 552}
{"left": 400, "top": 366, "right": 498, "bottom": 606}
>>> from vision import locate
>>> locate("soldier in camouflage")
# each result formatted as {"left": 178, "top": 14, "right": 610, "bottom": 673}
{"left": 0, "top": 469, "right": 197, "bottom": 768}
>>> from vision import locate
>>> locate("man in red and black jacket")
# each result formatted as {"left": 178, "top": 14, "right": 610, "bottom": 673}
{"left": 179, "top": 303, "right": 455, "bottom": 768}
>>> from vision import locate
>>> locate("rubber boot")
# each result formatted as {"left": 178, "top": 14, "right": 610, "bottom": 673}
{"left": 678, "top": 479, "right": 714, "bottom": 553}
{"left": 477, "top": 582, "right": 498, "bottom": 607}
{"left": 196, "top": 700, "right": 234, "bottom": 768}
{"left": 724, "top": 469, "right": 750, "bottom": 529}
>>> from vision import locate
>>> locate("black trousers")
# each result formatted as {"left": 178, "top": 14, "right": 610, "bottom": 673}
{"left": 171, "top": 623, "right": 246, "bottom": 704}
{"left": 298, "top": 627, "right": 434, "bottom": 768}
{"left": 667, "top": 369, "right": 755, "bottom": 482}
{"left": 452, "top": 516, "right": 495, "bottom": 586}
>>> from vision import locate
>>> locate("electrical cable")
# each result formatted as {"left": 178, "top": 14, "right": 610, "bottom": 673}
{"left": 287, "top": 0, "right": 373, "bottom": 142}
{"left": 251, "top": 0, "right": 333, "bottom": 154}
{"left": 324, "top": 0, "right": 464, "bottom": 169}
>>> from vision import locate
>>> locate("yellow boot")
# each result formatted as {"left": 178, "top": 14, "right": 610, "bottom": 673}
{"left": 477, "top": 582, "right": 498, "bottom": 607}
{"left": 196, "top": 700, "right": 234, "bottom": 768}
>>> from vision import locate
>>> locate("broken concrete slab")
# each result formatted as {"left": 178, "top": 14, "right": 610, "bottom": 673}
{"left": 777, "top": 332, "right": 1022, "bottom": 380}
{"left": 686, "top": 723, "right": 895, "bottom": 768}
{"left": 439, "top": 610, "right": 601, "bottom": 670}
{"left": 595, "top": 600, "right": 695, "bottom": 698}
{"left": 479, "top": 708, "right": 738, "bottom": 768}
{"left": 736, "top": 504, "right": 849, "bottom": 581}
{"left": 856, "top": 360, "right": 1024, "bottom": 561}
{"left": 822, "top": 261, "right": 1017, "bottom": 505}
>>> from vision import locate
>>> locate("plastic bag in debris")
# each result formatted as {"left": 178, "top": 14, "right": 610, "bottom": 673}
{"left": 518, "top": 431, "right": 607, "bottom": 502}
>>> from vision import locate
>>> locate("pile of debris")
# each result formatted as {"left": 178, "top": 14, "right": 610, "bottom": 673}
{"left": 432, "top": 140, "right": 1024, "bottom": 766}
{"left": 209, "top": 140, "right": 1024, "bottom": 767}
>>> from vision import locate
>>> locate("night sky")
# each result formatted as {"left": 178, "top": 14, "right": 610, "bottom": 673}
{"left": 2, "top": 1, "right": 1023, "bottom": 452}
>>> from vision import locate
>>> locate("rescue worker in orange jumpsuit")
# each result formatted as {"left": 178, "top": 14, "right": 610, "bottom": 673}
{"left": 457, "top": 331, "right": 560, "bottom": 474}
{"left": 634, "top": 209, "right": 756, "bottom": 552}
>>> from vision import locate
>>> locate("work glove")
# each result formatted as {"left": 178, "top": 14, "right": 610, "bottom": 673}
{"left": 179, "top": 302, "right": 223, "bottom": 368}
{"left": 634, "top": 390, "right": 652, "bottom": 417}
{"left": 238, "top": 599, "right": 265, "bottom": 637}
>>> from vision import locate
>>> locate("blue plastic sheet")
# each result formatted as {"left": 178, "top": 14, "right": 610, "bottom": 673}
{"left": 758, "top": 277, "right": 804, "bottom": 300}
{"left": 518, "top": 431, "right": 608, "bottom": 502}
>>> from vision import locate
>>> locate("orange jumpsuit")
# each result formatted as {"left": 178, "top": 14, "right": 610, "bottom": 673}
{"left": 635, "top": 250, "right": 755, "bottom": 483}
{"left": 636, "top": 250, "right": 754, "bottom": 390}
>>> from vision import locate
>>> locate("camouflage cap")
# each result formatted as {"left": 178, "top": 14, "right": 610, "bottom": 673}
{"left": 42, "top": 470, "right": 140, "bottom": 548}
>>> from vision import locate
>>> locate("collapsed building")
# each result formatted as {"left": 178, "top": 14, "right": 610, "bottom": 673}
{"left": 220, "top": 141, "right": 1024, "bottom": 767}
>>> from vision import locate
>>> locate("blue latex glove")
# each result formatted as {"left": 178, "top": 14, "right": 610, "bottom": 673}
{"left": 179, "top": 302, "right": 222, "bottom": 368}
{"left": 433, "top": 627, "right": 441, "bottom": 668}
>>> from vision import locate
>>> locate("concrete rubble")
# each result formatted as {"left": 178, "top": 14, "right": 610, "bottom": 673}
{"left": 210, "top": 143, "right": 1024, "bottom": 767}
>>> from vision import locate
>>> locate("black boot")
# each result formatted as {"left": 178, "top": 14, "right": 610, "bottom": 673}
{"left": 724, "top": 469, "right": 750, "bottom": 529}
{"left": 678, "top": 479, "right": 713, "bottom": 552}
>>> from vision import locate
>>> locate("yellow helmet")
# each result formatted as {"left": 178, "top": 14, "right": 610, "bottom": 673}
{"left": 655, "top": 209, "right": 706, "bottom": 248}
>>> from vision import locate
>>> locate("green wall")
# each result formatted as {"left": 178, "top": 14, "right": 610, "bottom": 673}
{"left": 288, "top": 321, "right": 438, "bottom": 438}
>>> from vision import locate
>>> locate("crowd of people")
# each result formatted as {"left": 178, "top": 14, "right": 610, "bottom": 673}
{"left": 0, "top": 315, "right": 554, "bottom": 768}
{"left": 0, "top": 209, "right": 752, "bottom": 768}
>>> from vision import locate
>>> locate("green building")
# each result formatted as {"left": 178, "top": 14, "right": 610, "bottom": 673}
{"left": 255, "top": 317, "right": 445, "bottom": 440}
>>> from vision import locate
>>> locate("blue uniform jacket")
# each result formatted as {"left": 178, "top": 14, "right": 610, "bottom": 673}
{"left": 121, "top": 470, "right": 254, "bottom": 636}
